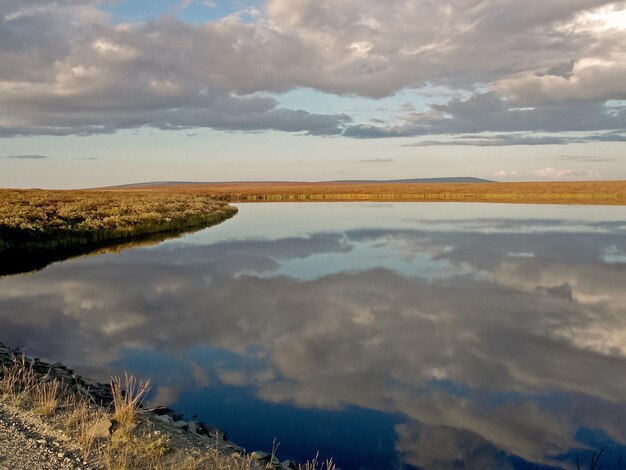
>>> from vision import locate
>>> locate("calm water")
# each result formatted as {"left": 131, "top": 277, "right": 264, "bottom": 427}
{"left": 2, "top": 203, "right": 626, "bottom": 469}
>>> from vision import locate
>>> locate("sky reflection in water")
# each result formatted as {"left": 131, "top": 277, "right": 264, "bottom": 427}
{"left": 1, "top": 203, "right": 626, "bottom": 469}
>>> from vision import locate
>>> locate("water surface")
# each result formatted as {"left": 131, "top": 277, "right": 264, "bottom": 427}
{"left": 1, "top": 203, "right": 626, "bottom": 469}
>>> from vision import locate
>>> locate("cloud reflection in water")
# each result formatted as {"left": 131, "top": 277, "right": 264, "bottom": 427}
{"left": 0, "top": 203, "right": 625, "bottom": 469}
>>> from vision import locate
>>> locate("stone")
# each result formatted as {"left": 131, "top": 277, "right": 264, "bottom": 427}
{"left": 250, "top": 451, "right": 271, "bottom": 461}
{"left": 281, "top": 460, "right": 297, "bottom": 469}
{"left": 150, "top": 406, "right": 174, "bottom": 416}
{"left": 187, "top": 421, "right": 197, "bottom": 434}
{"left": 87, "top": 418, "right": 112, "bottom": 439}
{"left": 154, "top": 415, "right": 173, "bottom": 425}
{"left": 172, "top": 420, "right": 188, "bottom": 428}
{"left": 204, "top": 425, "right": 227, "bottom": 441}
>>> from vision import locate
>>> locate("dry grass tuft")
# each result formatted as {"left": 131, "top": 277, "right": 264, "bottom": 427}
{"left": 178, "top": 449, "right": 256, "bottom": 470}
{"left": 32, "top": 377, "right": 61, "bottom": 416}
{"left": 110, "top": 373, "right": 151, "bottom": 436}
{"left": 1, "top": 359, "right": 64, "bottom": 416}
{"left": 63, "top": 395, "right": 108, "bottom": 461}
{"left": 102, "top": 427, "right": 170, "bottom": 470}
{"left": 299, "top": 453, "right": 336, "bottom": 470}
{"left": 0, "top": 357, "right": 37, "bottom": 408}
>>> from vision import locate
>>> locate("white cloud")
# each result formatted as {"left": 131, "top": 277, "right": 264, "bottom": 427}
{"left": 493, "top": 57, "right": 626, "bottom": 104}
{"left": 492, "top": 167, "right": 600, "bottom": 180}
{"left": 493, "top": 170, "right": 518, "bottom": 178}
{"left": 533, "top": 167, "right": 600, "bottom": 179}
{"left": 0, "top": 0, "right": 625, "bottom": 139}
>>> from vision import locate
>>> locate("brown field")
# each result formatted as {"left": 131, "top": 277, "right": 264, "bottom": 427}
{"left": 102, "top": 180, "right": 626, "bottom": 205}
{"left": 0, "top": 189, "right": 237, "bottom": 274}
{"left": 0, "top": 189, "right": 236, "bottom": 243}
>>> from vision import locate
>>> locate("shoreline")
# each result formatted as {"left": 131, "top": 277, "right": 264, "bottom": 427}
{"left": 99, "top": 180, "right": 626, "bottom": 206}
{"left": 0, "top": 189, "right": 238, "bottom": 251}
{"left": 0, "top": 342, "right": 321, "bottom": 470}
{"left": 0, "top": 189, "right": 238, "bottom": 276}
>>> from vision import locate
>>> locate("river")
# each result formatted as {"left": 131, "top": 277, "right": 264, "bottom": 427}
{"left": 1, "top": 202, "right": 625, "bottom": 469}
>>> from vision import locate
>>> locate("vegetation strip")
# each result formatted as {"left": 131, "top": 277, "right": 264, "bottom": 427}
{"left": 0, "top": 189, "right": 238, "bottom": 275}
{"left": 103, "top": 180, "right": 626, "bottom": 205}
{"left": 0, "top": 189, "right": 238, "bottom": 252}
{"left": 0, "top": 343, "right": 336, "bottom": 470}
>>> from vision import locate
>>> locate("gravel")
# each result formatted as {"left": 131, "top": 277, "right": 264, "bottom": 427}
{"left": 0, "top": 403, "right": 89, "bottom": 470}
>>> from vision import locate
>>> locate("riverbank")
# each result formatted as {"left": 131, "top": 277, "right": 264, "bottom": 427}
{"left": 102, "top": 180, "right": 626, "bottom": 205}
{"left": 0, "top": 343, "right": 335, "bottom": 470}
{"left": 0, "top": 189, "right": 238, "bottom": 275}
{"left": 0, "top": 189, "right": 238, "bottom": 250}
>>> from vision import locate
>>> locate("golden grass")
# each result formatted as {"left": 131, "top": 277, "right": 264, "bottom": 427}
{"left": 102, "top": 427, "right": 170, "bottom": 470}
{"left": 110, "top": 373, "right": 151, "bottom": 436}
{"left": 178, "top": 449, "right": 257, "bottom": 470}
{"left": 117, "top": 180, "right": 626, "bottom": 205}
{"left": 1, "top": 359, "right": 61, "bottom": 415}
{"left": 32, "top": 378, "right": 60, "bottom": 416}
{"left": 0, "top": 357, "right": 38, "bottom": 408}
{"left": 298, "top": 453, "right": 337, "bottom": 470}
{"left": 63, "top": 396, "right": 108, "bottom": 461}
{"left": 0, "top": 189, "right": 237, "bottom": 252}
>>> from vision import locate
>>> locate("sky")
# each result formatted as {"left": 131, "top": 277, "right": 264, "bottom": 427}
{"left": 0, "top": 0, "right": 625, "bottom": 188}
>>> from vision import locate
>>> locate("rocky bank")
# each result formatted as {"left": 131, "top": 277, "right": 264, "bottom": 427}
{"left": 0, "top": 343, "right": 304, "bottom": 470}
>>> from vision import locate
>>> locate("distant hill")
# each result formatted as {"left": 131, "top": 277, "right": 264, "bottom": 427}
{"left": 325, "top": 177, "right": 494, "bottom": 184}
{"left": 100, "top": 177, "right": 494, "bottom": 189}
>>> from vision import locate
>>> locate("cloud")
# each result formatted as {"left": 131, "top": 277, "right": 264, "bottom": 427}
{"left": 356, "top": 158, "right": 394, "bottom": 163}
{"left": 494, "top": 167, "right": 603, "bottom": 180}
{"left": 264, "top": 0, "right": 625, "bottom": 96}
{"left": 405, "top": 134, "right": 577, "bottom": 147}
{"left": 493, "top": 170, "right": 518, "bottom": 178}
{"left": 555, "top": 155, "right": 616, "bottom": 162}
{"left": 0, "top": 1, "right": 350, "bottom": 137}
{"left": 395, "top": 423, "right": 513, "bottom": 470}
{"left": 2, "top": 217, "right": 626, "bottom": 469}
{"left": 3, "top": 154, "right": 49, "bottom": 159}
{"left": 405, "top": 131, "right": 626, "bottom": 146}
{"left": 533, "top": 167, "right": 600, "bottom": 179}
{"left": 151, "top": 385, "right": 181, "bottom": 407}
{"left": 493, "top": 58, "right": 626, "bottom": 105}
{"left": 0, "top": 1, "right": 625, "bottom": 138}
{"left": 0, "top": 218, "right": 626, "bottom": 404}
{"left": 344, "top": 92, "right": 626, "bottom": 140}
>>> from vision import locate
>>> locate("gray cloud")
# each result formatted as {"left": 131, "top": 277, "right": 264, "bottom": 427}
{"left": 356, "top": 158, "right": 394, "bottom": 163}
{"left": 344, "top": 92, "right": 626, "bottom": 140}
{"left": 0, "top": 1, "right": 350, "bottom": 136}
{"left": 404, "top": 135, "right": 577, "bottom": 147}
{"left": 395, "top": 423, "right": 513, "bottom": 470}
{"left": 1, "top": 1, "right": 626, "bottom": 138}
{"left": 556, "top": 155, "right": 617, "bottom": 162}
{"left": 3, "top": 154, "right": 49, "bottom": 159}
{"left": 403, "top": 133, "right": 626, "bottom": 147}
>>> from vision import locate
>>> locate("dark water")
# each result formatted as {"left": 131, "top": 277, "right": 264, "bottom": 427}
{"left": 1, "top": 202, "right": 626, "bottom": 469}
